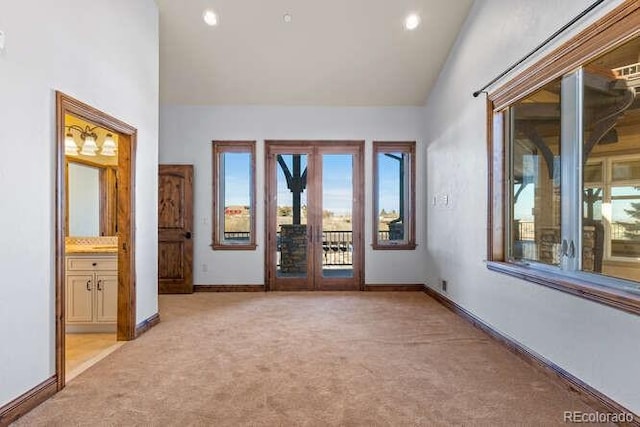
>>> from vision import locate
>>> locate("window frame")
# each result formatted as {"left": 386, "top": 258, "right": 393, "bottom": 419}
{"left": 487, "top": 2, "right": 640, "bottom": 315}
{"left": 212, "top": 140, "right": 257, "bottom": 250}
{"left": 372, "top": 141, "right": 417, "bottom": 250}
{"left": 590, "top": 154, "right": 640, "bottom": 262}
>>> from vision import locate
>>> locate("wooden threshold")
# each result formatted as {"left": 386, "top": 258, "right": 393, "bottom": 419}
{"left": 194, "top": 285, "right": 266, "bottom": 292}
{"left": 423, "top": 285, "right": 639, "bottom": 425}
{"left": 194, "top": 284, "right": 424, "bottom": 292}
{"left": 363, "top": 284, "right": 425, "bottom": 291}
{"left": 0, "top": 376, "right": 57, "bottom": 426}
{"left": 135, "top": 313, "right": 160, "bottom": 338}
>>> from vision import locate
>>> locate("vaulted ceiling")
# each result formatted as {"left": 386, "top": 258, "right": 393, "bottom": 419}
{"left": 156, "top": 0, "right": 473, "bottom": 106}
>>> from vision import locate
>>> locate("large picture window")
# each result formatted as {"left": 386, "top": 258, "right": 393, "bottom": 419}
{"left": 488, "top": 3, "right": 640, "bottom": 314}
{"left": 372, "top": 141, "right": 416, "bottom": 250}
{"left": 212, "top": 141, "right": 256, "bottom": 250}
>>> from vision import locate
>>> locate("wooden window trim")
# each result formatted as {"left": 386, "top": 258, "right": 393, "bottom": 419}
{"left": 372, "top": 141, "right": 417, "bottom": 250}
{"left": 212, "top": 140, "right": 257, "bottom": 250}
{"left": 486, "top": 2, "right": 640, "bottom": 315}
{"left": 489, "top": 0, "right": 640, "bottom": 110}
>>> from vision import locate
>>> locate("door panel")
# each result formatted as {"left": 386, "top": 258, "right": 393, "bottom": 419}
{"left": 270, "top": 150, "right": 314, "bottom": 290}
{"left": 66, "top": 273, "right": 94, "bottom": 323}
{"left": 266, "top": 142, "right": 363, "bottom": 291}
{"left": 95, "top": 274, "right": 118, "bottom": 323}
{"left": 318, "top": 153, "right": 355, "bottom": 287}
{"left": 158, "top": 165, "right": 194, "bottom": 294}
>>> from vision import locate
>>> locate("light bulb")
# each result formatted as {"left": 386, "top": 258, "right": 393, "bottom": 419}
{"left": 404, "top": 13, "right": 420, "bottom": 31}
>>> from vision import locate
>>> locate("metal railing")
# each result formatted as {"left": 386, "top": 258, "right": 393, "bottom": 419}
{"left": 321, "top": 231, "right": 353, "bottom": 266}
{"left": 613, "top": 62, "right": 640, "bottom": 80}
{"left": 515, "top": 221, "right": 640, "bottom": 241}
{"left": 224, "top": 230, "right": 387, "bottom": 266}
{"left": 223, "top": 231, "right": 251, "bottom": 241}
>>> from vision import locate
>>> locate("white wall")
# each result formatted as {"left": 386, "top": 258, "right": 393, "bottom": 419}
{"left": 0, "top": 0, "right": 159, "bottom": 407}
{"left": 160, "top": 106, "right": 426, "bottom": 285}
{"left": 424, "top": 0, "right": 640, "bottom": 413}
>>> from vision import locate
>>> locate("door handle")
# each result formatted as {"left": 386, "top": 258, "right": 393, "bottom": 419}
{"left": 569, "top": 240, "right": 575, "bottom": 258}
{"left": 184, "top": 231, "right": 192, "bottom": 239}
{"left": 86, "top": 280, "right": 92, "bottom": 291}
{"left": 97, "top": 280, "right": 103, "bottom": 291}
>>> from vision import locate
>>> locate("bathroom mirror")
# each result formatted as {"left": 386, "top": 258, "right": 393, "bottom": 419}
{"left": 66, "top": 160, "right": 117, "bottom": 237}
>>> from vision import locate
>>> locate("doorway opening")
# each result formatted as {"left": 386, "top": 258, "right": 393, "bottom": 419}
{"left": 265, "top": 141, "right": 364, "bottom": 291}
{"left": 55, "top": 92, "right": 137, "bottom": 388}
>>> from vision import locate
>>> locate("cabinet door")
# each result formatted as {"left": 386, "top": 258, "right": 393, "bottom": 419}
{"left": 95, "top": 274, "right": 118, "bottom": 323}
{"left": 66, "top": 273, "right": 94, "bottom": 323}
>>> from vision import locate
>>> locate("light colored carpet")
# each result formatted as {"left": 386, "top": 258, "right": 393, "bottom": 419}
{"left": 15, "top": 292, "right": 605, "bottom": 426}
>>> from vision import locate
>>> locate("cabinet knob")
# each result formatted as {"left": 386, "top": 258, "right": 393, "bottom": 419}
{"left": 92, "top": 262, "right": 97, "bottom": 267}
{"left": 86, "top": 280, "right": 91, "bottom": 291}
{"left": 97, "top": 280, "right": 103, "bottom": 291}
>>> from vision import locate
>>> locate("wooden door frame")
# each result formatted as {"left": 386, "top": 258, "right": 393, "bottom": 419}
{"left": 264, "top": 140, "right": 365, "bottom": 291}
{"left": 55, "top": 92, "right": 137, "bottom": 390}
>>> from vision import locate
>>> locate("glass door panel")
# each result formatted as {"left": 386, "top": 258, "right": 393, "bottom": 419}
{"left": 510, "top": 78, "right": 562, "bottom": 266}
{"left": 321, "top": 154, "right": 354, "bottom": 279}
{"left": 580, "top": 36, "right": 640, "bottom": 286}
{"left": 275, "top": 154, "right": 309, "bottom": 280}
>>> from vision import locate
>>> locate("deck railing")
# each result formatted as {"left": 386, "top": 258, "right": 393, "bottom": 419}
{"left": 223, "top": 230, "right": 389, "bottom": 266}
{"left": 613, "top": 62, "right": 640, "bottom": 80}
{"left": 515, "top": 221, "right": 638, "bottom": 241}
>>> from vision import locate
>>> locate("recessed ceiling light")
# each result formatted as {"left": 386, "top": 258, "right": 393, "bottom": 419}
{"left": 404, "top": 13, "right": 420, "bottom": 31}
{"left": 283, "top": 13, "right": 292, "bottom": 23}
{"left": 203, "top": 10, "right": 218, "bottom": 26}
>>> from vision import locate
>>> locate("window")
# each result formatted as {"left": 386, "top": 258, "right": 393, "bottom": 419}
{"left": 372, "top": 141, "right": 416, "bottom": 249}
{"left": 212, "top": 141, "right": 256, "bottom": 250}
{"left": 488, "top": 3, "right": 640, "bottom": 314}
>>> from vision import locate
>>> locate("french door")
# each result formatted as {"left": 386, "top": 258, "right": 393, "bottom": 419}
{"left": 265, "top": 141, "right": 364, "bottom": 291}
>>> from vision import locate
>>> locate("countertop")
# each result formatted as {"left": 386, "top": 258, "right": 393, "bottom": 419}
{"left": 65, "top": 244, "right": 118, "bottom": 254}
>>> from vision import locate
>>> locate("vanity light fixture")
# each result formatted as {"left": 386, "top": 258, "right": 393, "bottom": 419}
{"left": 101, "top": 133, "right": 117, "bottom": 156}
{"left": 65, "top": 124, "right": 117, "bottom": 157}
{"left": 80, "top": 134, "right": 98, "bottom": 156}
{"left": 404, "top": 13, "right": 421, "bottom": 31}
{"left": 65, "top": 132, "right": 79, "bottom": 156}
{"left": 203, "top": 10, "right": 218, "bottom": 26}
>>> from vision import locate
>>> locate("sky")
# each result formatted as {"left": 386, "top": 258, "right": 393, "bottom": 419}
{"left": 223, "top": 152, "right": 404, "bottom": 216}
{"left": 223, "top": 152, "right": 251, "bottom": 206}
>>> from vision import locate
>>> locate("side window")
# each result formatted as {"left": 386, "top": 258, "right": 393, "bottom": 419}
{"left": 372, "top": 141, "right": 416, "bottom": 249}
{"left": 212, "top": 141, "right": 256, "bottom": 250}
{"left": 487, "top": 23, "right": 640, "bottom": 313}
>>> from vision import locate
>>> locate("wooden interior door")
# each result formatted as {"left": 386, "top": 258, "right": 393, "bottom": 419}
{"left": 158, "top": 165, "right": 194, "bottom": 294}
{"left": 265, "top": 141, "right": 364, "bottom": 291}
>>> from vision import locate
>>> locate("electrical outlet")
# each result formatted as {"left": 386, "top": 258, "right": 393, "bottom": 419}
{"left": 441, "top": 280, "right": 448, "bottom": 292}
